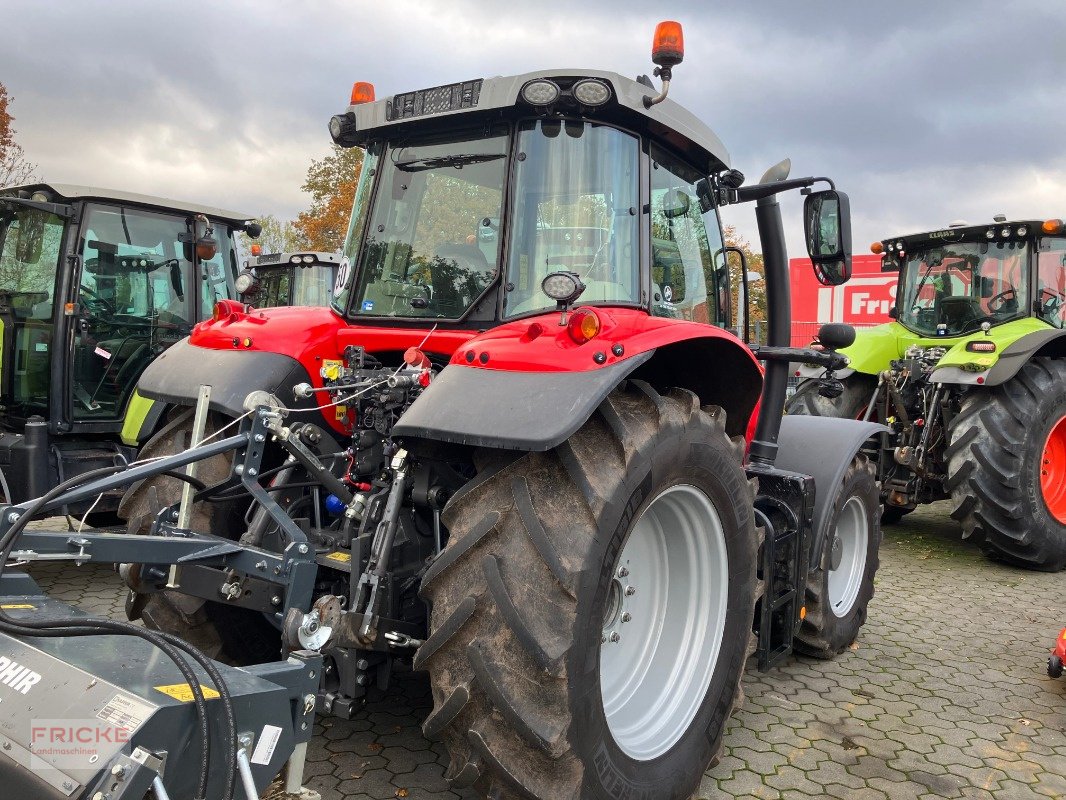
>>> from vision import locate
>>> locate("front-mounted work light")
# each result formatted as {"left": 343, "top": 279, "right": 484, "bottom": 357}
{"left": 235, "top": 271, "right": 258, "bottom": 295}
{"left": 572, "top": 78, "right": 611, "bottom": 106}
{"left": 542, "top": 270, "right": 586, "bottom": 307}
{"left": 521, "top": 79, "right": 561, "bottom": 106}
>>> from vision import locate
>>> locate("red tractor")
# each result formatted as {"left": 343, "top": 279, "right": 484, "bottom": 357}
{"left": 121, "top": 23, "right": 885, "bottom": 799}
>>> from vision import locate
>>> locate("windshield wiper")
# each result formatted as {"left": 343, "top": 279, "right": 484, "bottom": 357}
{"left": 394, "top": 153, "right": 505, "bottom": 172}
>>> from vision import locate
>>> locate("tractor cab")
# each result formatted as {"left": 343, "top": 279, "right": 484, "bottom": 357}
{"left": 236, "top": 250, "right": 341, "bottom": 308}
{"left": 327, "top": 70, "right": 743, "bottom": 334}
{"left": 0, "top": 183, "right": 258, "bottom": 507}
{"left": 877, "top": 219, "right": 1066, "bottom": 338}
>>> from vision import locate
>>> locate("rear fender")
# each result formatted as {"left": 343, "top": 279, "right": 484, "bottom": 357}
{"left": 982, "top": 328, "right": 1066, "bottom": 385}
{"left": 774, "top": 415, "right": 887, "bottom": 570}
{"left": 394, "top": 314, "right": 764, "bottom": 450}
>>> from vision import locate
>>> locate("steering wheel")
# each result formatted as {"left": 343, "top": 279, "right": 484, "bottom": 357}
{"left": 79, "top": 283, "right": 117, "bottom": 316}
{"left": 986, "top": 288, "right": 1017, "bottom": 314}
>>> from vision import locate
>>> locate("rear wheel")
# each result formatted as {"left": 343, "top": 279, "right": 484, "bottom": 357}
{"left": 946, "top": 358, "right": 1066, "bottom": 571}
{"left": 416, "top": 382, "right": 759, "bottom": 800}
{"left": 785, "top": 375, "right": 873, "bottom": 420}
{"left": 795, "top": 454, "right": 880, "bottom": 658}
{"left": 118, "top": 409, "right": 281, "bottom": 664}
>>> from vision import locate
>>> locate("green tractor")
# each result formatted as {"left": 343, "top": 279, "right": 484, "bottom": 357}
{"left": 0, "top": 183, "right": 261, "bottom": 521}
{"left": 788, "top": 217, "right": 1066, "bottom": 570}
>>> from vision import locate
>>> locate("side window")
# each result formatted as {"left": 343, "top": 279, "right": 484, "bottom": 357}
{"left": 649, "top": 148, "right": 724, "bottom": 326}
{"left": 1037, "top": 238, "right": 1066, "bottom": 329}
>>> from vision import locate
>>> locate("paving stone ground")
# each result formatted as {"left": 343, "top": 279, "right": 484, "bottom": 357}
{"left": 22, "top": 503, "right": 1066, "bottom": 799}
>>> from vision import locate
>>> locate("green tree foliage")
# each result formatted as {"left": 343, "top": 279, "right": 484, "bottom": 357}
{"left": 294, "top": 145, "right": 363, "bottom": 251}
{"left": 239, "top": 214, "right": 306, "bottom": 255}
{"left": 723, "top": 224, "right": 767, "bottom": 337}
{"left": 0, "top": 83, "right": 36, "bottom": 188}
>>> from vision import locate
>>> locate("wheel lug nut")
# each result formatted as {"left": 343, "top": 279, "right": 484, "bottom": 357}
{"left": 617, "top": 567, "right": 629, "bottom": 578}
{"left": 601, "top": 636, "right": 606, "bottom": 643}
{"left": 621, "top": 612, "right": 631, "bottom": 623}
{"left": 625, "top": 586, "right": 636, "bottom": 596}
{"left": 609, "top": 632, "right": 620, "bottom": 642}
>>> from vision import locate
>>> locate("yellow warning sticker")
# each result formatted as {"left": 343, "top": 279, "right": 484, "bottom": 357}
{"left": 1, "top": 603, "right": 34, "bottom": 609}
{"left": 154, "top": 683, "right": 221, "bottom": 702}
{"left": 324, "top": 551, "right": 352, "bottom": 564}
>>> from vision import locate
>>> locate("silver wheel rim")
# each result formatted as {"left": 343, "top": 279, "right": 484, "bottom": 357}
{"left": 599, "top": 484, "right": 728, "bottom": 761}
{"left": 827, "top": 495, "right": 868, "bottom": 618}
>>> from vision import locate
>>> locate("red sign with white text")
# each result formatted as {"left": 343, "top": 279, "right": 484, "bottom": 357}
{"left": 789, "top": 255, "right": 895, "bottom": 346}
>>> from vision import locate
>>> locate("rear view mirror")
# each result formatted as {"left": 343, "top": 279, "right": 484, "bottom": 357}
{"left": 804, "top": 189, "right": 852, "bottom": 286}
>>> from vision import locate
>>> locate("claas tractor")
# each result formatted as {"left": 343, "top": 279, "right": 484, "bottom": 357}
{"left": 788, "top": 217, "right": 1066, "bottom": 571}
{"left": 0, "top": 183, "right": 261, "bottom": 522}
{"left": 114, "top": 22, "right": 885, "bottom": 799}
{"left": 235, "top": 249, "right": 341, "bottom": 309}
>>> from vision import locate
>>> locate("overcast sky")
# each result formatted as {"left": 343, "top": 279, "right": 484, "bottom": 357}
{"left": 4, "top": 0, "right": 1065, "bottom": 255}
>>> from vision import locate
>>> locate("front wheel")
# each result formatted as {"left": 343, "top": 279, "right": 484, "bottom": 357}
{"left": 795, "top": 454, "right": 881, "bottom": 659}
{"left": 416, "top": 382, "right": 759, "bottom": 800}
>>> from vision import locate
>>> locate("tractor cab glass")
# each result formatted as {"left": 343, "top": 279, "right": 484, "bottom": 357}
{"left": 346, "top": 131, "right": 507, "bottom": 319}
{"left": 0, "top": 207, "right": 64, "bottom": 417}
{"left": 897, "top": 241, "right": 1029, "bottom": 337}
{"left": 74, "top": 204, "right": 238, "bottom": 419}
{"left": 505, "top": 120, "right": 639, "bottom": 317}
{"left": 649, "top": 144, "right": 727, "bottom": 325}
{"left": 1036, "top": 237, "right": 1066, "bottom": 329}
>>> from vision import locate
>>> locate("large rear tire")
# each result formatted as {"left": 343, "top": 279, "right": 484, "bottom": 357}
{"left": 416, "top": 382, "right": 759, "bottom": 800}
{"left": 945, "top": 358, "right": 1066, "bottom": 571}
{"left": 119, "top": 409, "right": 282, "bottom": 664}
{"left": 795, "top": 454, "right": 881, "bottom": 658}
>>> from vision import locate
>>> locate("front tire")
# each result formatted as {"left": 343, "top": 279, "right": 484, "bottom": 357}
{"left": 119, "top": 409, "right": 281, "bottom": 664}
{"left": 946, "top": 359, "right": 1066, "bottom": 571}
{"left": 795, "top": 454, "right": 881, "bottom": 658}
{"left": 416, "top": 382, "right": 759, "bottom": 800}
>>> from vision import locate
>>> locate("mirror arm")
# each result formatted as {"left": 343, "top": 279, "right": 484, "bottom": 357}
{"left": 732, "top": 176, "right": 835, "bottom": 204}
{"left": 0, "top": 197, "right": 76, "bottom": 218}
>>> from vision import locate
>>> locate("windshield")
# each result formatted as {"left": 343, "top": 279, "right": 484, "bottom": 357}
{"left": 73, "top": 204, "right": 238, "bottom": 419}
{"left": 0, "top": 207, "right": 65, "bottom": 415}
{"left": 897, "top": 241, "right": 1028, "bottom": 336}
{"left": 504, "top": 120, "right": 639, "bottom": 317}
{"left": 345, "top": 131, "right": 507, "bottom": 319}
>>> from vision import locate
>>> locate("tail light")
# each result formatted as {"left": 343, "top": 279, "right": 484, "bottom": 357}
{"left": 567, "top": 308, "right": 601, "bottom": 344}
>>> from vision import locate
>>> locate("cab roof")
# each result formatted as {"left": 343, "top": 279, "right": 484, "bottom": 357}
{"left": 3, "top": 182, "right": 254, "bottom": 224}
{"left": 880, "top": 221, "right": 1045, "bottom": 252}
{"left": 345, "top": 69, "right": 731, "bottom": 174}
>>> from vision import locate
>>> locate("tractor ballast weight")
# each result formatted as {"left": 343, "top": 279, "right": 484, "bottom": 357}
{"left": 113, "top": 25, "right": 887, "bottom": 800}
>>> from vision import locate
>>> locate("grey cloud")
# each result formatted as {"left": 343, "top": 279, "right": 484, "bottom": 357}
{"left": 3, "top": 0, "right": 1064, "bottom": 256}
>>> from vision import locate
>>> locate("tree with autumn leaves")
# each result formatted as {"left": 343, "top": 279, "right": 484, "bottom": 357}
{"left": 294, "top": 145, "right": 363, "bottom": 251}
{"left": 0, "top": 82, "right": 36, "bottom": 188}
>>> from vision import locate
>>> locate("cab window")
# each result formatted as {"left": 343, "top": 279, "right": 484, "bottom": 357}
{"left": 649, "top": 146, "right": 727, "bottom": 326}
{"left": 1037, "top": 237, "right": 1066, "bottom": 328}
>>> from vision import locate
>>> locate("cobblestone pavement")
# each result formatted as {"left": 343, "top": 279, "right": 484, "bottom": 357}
{"left": 23, "top": 503, "right": 1066, "bottom": 799}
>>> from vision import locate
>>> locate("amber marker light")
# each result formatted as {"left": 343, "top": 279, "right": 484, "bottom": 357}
{"left": 567, "top": 308, "right": 602, "bottom": 344}
{"left": 870, "top": 241, "right": 884, "bottom": 254}
{"left": 250, "top": 244, "right": 262, "bottom": 257}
